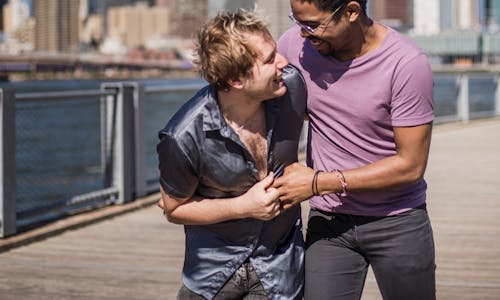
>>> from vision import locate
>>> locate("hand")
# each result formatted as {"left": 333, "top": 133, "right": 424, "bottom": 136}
{"left": 238, "top": 172, "right": 282, "bottom": 221}
{"left": 273, "top": 163, "right": 315, "bottom": 210}
{"left": 157, "top": 198, "right": 168, "bottom": 219}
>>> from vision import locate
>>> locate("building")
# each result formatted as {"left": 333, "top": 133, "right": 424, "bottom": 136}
{"left": 13, "top": 15, "right": 33, "bottom": 45}
{"left": 369, "top": 0, "right": 412, "bottom": 31}
{"left": 164, "top": 0, "right": 208, "bottom": 38}
{"left": 487, "top": 0, "right": 500, "bottom": 30}
{"left": 107, "top": 2, "right": 169, "bottom": 49}
{"left": 255, "top": 0, "right": 290, "bottom": 39}
{"left": 439, "top": 0, "right": 480, "bottom": 31}
{"left": 34, "top": 0, "right": 80, "bottom": 53}
{"left": 0, "top": 0, "right": 8, "bottom": 31}
{"left": 2, "top": 0, "right": 30, "bottom": 34}
{"left": 413, "top": 0, "right": 440, "bottom": 35}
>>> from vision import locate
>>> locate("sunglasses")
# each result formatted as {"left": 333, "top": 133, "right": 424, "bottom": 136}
{"left": 288, "top": 4, "right": 344, "bottom": 35}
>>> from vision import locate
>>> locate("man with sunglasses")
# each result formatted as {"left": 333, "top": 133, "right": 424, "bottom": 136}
{"left": 274, "top": 0, "right": 436, "bottom": 299}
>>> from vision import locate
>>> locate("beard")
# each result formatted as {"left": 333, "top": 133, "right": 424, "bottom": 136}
{"left": 307, "top": 35, "right": 334, "bottom": 56}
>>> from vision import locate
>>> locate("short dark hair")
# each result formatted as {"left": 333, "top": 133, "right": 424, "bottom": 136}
{"left": 299, "top": 0, "right": 367, "bottom": 15}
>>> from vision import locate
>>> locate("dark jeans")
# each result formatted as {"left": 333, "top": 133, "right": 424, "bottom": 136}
{"left": 305, "top": 206, "right": 436, "bottom": 300}
{"left": 177, "top": 261, "right": 268, "bottom": 300}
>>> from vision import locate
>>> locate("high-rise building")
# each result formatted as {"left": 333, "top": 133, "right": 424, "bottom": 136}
{"left": 439, "top": 0, "right": 480, "bottom": 31}
{"left": 107, "top": 2, "right": 169, "bottom": 48}
{"left": 206, "top": 0, "right": 255, "bottom": 17}
{"left": 3, "top": 0, "right": 30, "bottom": 34}
{"left": 369, "top": 0, "right": 412, "bottom": 31}
{"left": 0, "top": 0, "right": 8, "bottom": 31}
{"left": 167, "top": 0, "right": 208, "bottom": 38}
{"left": 486, "top": 0, "right": 500, "bottom": 30}
{"left": 255, "top": 0, "right": 290, "bottom": 39}
{"left": 413, "top": 0, "right": 440, "bottom": 35}
{"left": 34, "top": 0, "right": 80, "bottom": 53}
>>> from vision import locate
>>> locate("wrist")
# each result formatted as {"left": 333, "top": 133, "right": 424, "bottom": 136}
{"left": 333, "top": 169, "right": 348, "bottom": 197}
{"left": 316, "top": 171, "right": 347, "bottom": 196}
{"left": 232, "top": 194, "right": 249, "bottom": 219}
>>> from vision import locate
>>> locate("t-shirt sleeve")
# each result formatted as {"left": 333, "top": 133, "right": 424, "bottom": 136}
{"left": 391, "top": 53, "right": 434, "bottom": 127}
{"left": 157, "top": 132, "right": 198, "bottom": 199}
{"left": 277, "top": 28, "right": 294, "bottom": 60}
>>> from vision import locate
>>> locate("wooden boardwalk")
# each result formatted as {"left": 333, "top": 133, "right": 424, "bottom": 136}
{"left": 1, "top": 118, "right": 499, "bottom": 300}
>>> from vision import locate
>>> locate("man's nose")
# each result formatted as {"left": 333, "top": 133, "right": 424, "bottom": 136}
{"left": 276, "top": 53, "right": 289, "bottom": 68}
{"left": 299, "top": 28, "right": 312, "bottom": 38}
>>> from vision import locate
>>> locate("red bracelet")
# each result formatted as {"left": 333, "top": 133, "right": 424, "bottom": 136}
{"left": 333, "top": 169, "right": 348, "bottom": 197}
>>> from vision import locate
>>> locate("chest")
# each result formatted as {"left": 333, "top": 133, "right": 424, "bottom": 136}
{"left": 307, "top": 68, "right": 395, "bottom": 126}
{"left": 235, "top": 124, "right": 268, "bottom": 180}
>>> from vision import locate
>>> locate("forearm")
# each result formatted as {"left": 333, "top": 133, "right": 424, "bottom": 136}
{"left": 317, "top": 154, "right": 428, "bottom": 195}
{"left": 162, "top": 173, "right": 280, "bottom": 225}
{"left": 166, "top": 195, "right": 246, "bottom": 225}
{"left": 317, "top": 124, "right": 432, "bottom": 195}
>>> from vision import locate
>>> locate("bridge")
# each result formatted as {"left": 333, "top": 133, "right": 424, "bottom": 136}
{"left": 0, "top": 118, "right": 499, "bottom": 300}
{"left": 0, "top": 53, "right": 195, "bottom": 80}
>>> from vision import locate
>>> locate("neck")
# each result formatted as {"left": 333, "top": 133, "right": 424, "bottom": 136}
{"left": 217, "top": 89, "right": 264, "bottom": 129}
{"left": 334, "top": 18, "right": 385, "bottom": 61}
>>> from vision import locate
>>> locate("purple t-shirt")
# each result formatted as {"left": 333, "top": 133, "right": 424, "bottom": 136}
{"left": 278, "top": 26, "right": 434, "bottom": 216}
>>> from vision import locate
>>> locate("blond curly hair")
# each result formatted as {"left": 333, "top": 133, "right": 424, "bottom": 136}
{"left": 194, "top": 10, "right": 270, "bottom": 90}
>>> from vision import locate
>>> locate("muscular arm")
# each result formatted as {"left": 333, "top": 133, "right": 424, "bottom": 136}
{"left": 274, "top": 123, "right": 432, "bottom": 208}
{"left": 158, "top": 173, "right": 282, "bottom": 225}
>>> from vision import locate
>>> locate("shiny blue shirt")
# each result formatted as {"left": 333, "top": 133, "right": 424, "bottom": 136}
{"left": 157, "top": 66, "right": 307, "bottom": 300}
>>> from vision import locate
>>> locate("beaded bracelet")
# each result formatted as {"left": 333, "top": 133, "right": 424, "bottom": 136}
{"left": 312, "top": 170, "right": 321, "bottom": 196}
{"left": 333, "top": 169, "right": 348, "bottom": 197}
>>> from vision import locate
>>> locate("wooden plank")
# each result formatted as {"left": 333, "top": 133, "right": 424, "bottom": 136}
{"left": 0, "top": 119, "right": 499, "bottom": 299}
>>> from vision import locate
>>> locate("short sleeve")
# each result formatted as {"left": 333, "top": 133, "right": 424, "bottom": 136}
{"left": 157, "top": 132, "right": 198, "bottom": 199}
{"left": 391, "top": 53, "right": 434, "bottom": 127}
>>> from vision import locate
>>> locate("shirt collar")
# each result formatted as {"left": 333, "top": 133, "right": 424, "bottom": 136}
{"left": 201, "top": 84, "right": 282, "bottom": 133}
{"left": 202, "top": 85, "right": 224, "bottom": 131}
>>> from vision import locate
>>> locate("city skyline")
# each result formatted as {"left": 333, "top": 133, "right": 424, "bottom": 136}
{"left": 2, "top": 0, "right": 500, "bottom": 66}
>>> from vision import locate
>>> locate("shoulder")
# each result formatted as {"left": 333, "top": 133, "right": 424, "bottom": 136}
{"left": 278, "top": 26, "right": 304, "bottom": 59}
{"left": 159, "top": 85, "right": 212, "bottom": 139}
{"left": 376, "top": 28, "right": 432, "bottom": 81}
{"left": 385, "top": 28, "right": 428, "bottom": 63}
{"left": 282, "top": 64, "right": 307, "bottom": 99}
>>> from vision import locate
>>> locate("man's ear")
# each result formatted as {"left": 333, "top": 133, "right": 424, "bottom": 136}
{"left": 227, "top": 78, "right": 244, "bottom": 90}
{"left": 346, "top": 1, "right": 361, "bottom": 22}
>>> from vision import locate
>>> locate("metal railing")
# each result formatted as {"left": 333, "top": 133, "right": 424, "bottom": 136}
{"left": 433, "top": 70, "right": 500, "bottom": 123}
{"left": 1, "top": 71, "right": 500, "bottom": 237}
{"left": 0, "top": 82, "right": 205, "bottom": 237}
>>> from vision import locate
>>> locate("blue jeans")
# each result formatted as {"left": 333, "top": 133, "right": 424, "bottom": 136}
{"left": 305, "top": 205, "right": 436, "bottom": 300}
{"left": 177, "top": 261, "right": 268, "bottom": 300}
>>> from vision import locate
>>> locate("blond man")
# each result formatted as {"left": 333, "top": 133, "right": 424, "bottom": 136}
{"left": 157, "top": 10, "right": 307, "bottom": 300}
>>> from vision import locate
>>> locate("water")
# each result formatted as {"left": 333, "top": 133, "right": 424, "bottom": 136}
{"left": 1, "top": 78, "right": 204, "bottom": 223}
{"left": 0, "top": 75, "right": 496, "bottom": 225}
{"left": 434, "top": 74, "right": 496, "bottom": 116}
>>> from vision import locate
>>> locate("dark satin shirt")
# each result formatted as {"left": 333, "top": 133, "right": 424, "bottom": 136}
{"left": 157, "top": 65, "right": 307, "bottom": 300}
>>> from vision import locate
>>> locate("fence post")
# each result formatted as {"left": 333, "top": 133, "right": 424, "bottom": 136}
{"left": 496, "top": 75, "right": 500, "bottom": 116}
{"left": 129, "top": 83, "right": 147, "bottom": 198}
{"left": 456, "top": 74, "right": 470, "bottom": 123}
{"left": 0, "top": 89, "right": 16, "bottom": 237}
{"left": 101, "top": 83, "right": 135, "bottom": 204}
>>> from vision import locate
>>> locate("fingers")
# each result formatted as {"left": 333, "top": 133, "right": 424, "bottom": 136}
{"left": 266, "top": 186, "right": 279, "bottom": 199}
{"left": 259, "top": 171, "right": 275, "bottom": 189}
{"left": 157, "top": 199, "right": 164, "bottom": 210}
{"left": 283, "top": 164, "right": 293, "bottom": 175}
{"left": 271, "top": 175, "right": 284, "bottom": 188}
